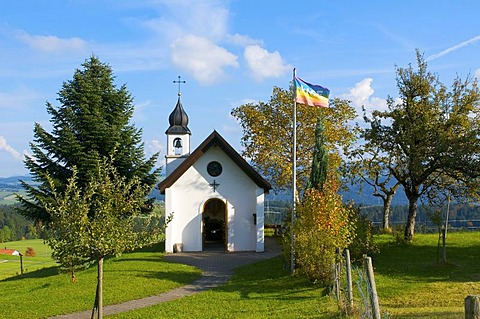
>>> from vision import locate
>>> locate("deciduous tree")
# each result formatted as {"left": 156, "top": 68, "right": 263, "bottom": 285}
{"left": 364, "top": 51, "right": 480, "bottom": 241}
{"left": 231, "top": 86, "right": 357, "bottom": 193}
{"left": 42, "top": 158, "right": 164, "bottom": 318}
{"left": 344, "top": 142, "right": 401, "bottom": 231}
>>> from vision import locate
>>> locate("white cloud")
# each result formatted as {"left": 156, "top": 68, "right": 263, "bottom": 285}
{"left": 426, "top": 35, "right": 480, "bottom": 61}
{"left": 15, "top": 30, "right": 87, "bottom": 53}
{"left": 340, "top": 78, "right": 388, "bottom": 122}
{"left": 146, "top": 139, "right": 163, "bottom": 156}
{"left": 141, "top": 0, "right": 229, "bottom": 41}
{"left": 244, "top": 45, "right": 291, "bottom": 80}
{"left": 171, "top": 35, "right": 239, "bottom": 84}
{"left": 225, "top": 33, "right": 262, "bottom": 47}
{"left": 0, "top": 136, "right": 22, "bottom": 161}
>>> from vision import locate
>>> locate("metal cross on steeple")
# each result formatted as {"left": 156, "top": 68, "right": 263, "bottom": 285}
{"left": 173, "top": 75, "right": 186, "bottom": 96}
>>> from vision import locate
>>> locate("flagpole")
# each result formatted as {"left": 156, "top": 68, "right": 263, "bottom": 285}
{"left": 291, "top": 68, "right": 297, "bottom": 274}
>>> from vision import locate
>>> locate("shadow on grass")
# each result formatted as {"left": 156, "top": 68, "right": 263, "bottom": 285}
{"left": 213, "top": 256, "right": 328, "bottom": 301}
{"left": 130, "top": 241, "right": 165, "bottom": 253}
{"left": 372, "top": 236, "right": 480, "bottom": 283}
{"left": 0, "top": 265, "right": 59, "bottom": 282}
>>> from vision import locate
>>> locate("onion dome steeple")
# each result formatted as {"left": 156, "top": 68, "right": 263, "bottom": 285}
{"left": 166, "top": 96, "right": 191, "bottom": 134}
{"left": 165, "top": 75, "right": 191, "bottom": 175}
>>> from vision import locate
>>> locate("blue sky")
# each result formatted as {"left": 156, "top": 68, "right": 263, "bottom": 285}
{"left": 1, "top": 0, "right": 480, "bottom": 177}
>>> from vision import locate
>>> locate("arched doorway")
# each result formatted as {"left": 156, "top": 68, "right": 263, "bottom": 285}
{"left": 202, "top": 198, "right": 227, "bottom": 251}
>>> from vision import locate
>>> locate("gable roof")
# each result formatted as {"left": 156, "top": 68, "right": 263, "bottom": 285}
{"left": 158, "top": 130, "right": 271, "bottom": 194}
{"left": 0, "top": 249, "right": 20, "bottom": 256}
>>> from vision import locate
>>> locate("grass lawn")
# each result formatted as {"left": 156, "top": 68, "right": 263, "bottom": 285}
{"left": 108, "top": 232, "right": 480, "bottom": 319}
{"left": 0, "top": 245, "right": 201, "bottom": 318}
{"left": 1, "top": 232, "right": 479, "bottom": 318}
{"left": 0, "top": 239, "right": 55, "bottom": 280}
{"left": 373, "top": 231, "right": 480, "bottom": 318}
{"left": 108, "top": 256, "right": 339, "bottom": 319}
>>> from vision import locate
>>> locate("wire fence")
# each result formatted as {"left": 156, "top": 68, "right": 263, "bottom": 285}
{"left": 371, "top": 220, "right": 480, "bottom": 233}
{"left": 334, "top": 250, "right": 390, "bottom": 318}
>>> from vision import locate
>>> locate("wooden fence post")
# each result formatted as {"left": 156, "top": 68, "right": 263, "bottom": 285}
{"left": 364, "top": 256, "right": 381, "bottom": 319}
{"left": 465, "top": 295, "right": 480, "bottom": 319}
{"left": 334, "top": 247, "right": 341, "bottom": 302}
{"left": 441, "top": 227, "right": 447, "bottom": 264}
{"left": 19, "top": 253, "right": 23, "bottom": 275}
{"left": 344, "top": 249, "right": 353, "bottom": 313}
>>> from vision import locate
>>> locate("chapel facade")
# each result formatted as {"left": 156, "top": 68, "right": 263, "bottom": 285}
{"left": 158, "top": 94, "right": 271, "bottom": 253}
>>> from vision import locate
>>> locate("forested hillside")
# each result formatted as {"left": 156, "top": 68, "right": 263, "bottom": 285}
{"left": 0, "top": 204, "right": 38, "bottom": 242}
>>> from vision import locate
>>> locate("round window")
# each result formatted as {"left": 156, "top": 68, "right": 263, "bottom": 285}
{"left": 207, "top": 161, "right": 222, "bottom": 177}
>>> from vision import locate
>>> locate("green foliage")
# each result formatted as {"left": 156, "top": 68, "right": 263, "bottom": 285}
{"left": 0, "top": 204, "right": 38, "bottom": 242}
{"left": 347, "top": 207, "right": 378, "bottom": 261}
{"left": 307, "top": 116, "right": 328, "bottom": 190}
{"left": 289, "top": 178, "right": 355, "bottom": 284}
{"left": 42, "top": 158, "right": 165, "bottom": 275}
{"left": 18, "top": 56, "right": 160, "bottom": 224}
{"left": 363, "top": 51, "right": 480, "bottom": 241}
{"left": 231, "top": 86, "right": 357, "bottom": 192}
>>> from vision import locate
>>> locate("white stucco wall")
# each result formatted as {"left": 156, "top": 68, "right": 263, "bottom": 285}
{"left": 164, "top": 146, "right": 265, "bottom": 252}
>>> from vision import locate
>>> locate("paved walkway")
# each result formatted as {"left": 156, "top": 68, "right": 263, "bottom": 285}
{"left": 51, "top": 238, "right": 281, "bottom": 318}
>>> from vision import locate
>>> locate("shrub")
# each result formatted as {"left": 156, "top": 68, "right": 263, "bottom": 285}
{"left": 287, "top": 178, "right": 355, "bottom": 284}
{"left": 25, "top": 247, "right": 36, "bottom": 257}
{"left": 348, "top": 207, "right": 378, "bottom": 261}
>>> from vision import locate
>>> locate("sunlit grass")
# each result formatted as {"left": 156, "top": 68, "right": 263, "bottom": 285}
{"left": 0, "top": 239, "right": 55, "bottom": 280}
{"left": 373, "top": 232, "right": 480, "bottom": 318}
{"left": 1, "top": 232, "right": 479, "bottom": 318}
{"left": 108, "top": 256, "right": 340, "bottom": 319}
{"left": 0, "top": 245, "right": 201, "bottom": 318}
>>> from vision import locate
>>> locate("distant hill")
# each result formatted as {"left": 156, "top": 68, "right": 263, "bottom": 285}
{"left": 341, "top": 182, "right": 409, "bottom": 206}
{"left": 1, "top": 176, "right": 410, "bottom": 206}
{"left": 0, "top": 176, "right": 32, "bottom": 191}
{"left": 265, "top": 182, "right": 409, "bottom": 206}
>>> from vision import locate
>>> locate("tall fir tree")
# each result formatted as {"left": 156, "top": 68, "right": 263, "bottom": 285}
{"left": 18, "top": 56, "right": 160, "bottom": 224}
{"left": 307, "top": 115, "right": 328, "bottom": 190}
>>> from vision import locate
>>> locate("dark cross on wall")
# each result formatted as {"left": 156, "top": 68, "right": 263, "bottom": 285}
{"left": 209, "top": 180, "right": 220, "bottom": 192}
{"left": 173, "top": 75, "right": 186, "bottom": 96}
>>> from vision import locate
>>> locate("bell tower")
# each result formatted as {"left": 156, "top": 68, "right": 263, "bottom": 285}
{"left": 165, "top": 76, "right": 191, "bottom": 176}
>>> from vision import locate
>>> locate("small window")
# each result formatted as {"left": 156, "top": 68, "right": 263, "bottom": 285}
{"left": 207, "top": 161, "right": 222, "bottom": 177}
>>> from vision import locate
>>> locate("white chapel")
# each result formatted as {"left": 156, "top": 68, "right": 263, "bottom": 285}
{"left": 158, "top": 94, "right": 271, "bottom": 253}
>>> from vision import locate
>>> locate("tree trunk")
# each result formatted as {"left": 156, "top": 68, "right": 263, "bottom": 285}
{"left": 382, "top": 194, "right": 393, "bottom": 230}
{"left": 98, "top": 256, "right": 103, "bottom": 319}
{"left": 404, "top": 195, "right": 419, "bottom": 241}
{"left": 92, "top": 256, "right": 104, "bottom": 319}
